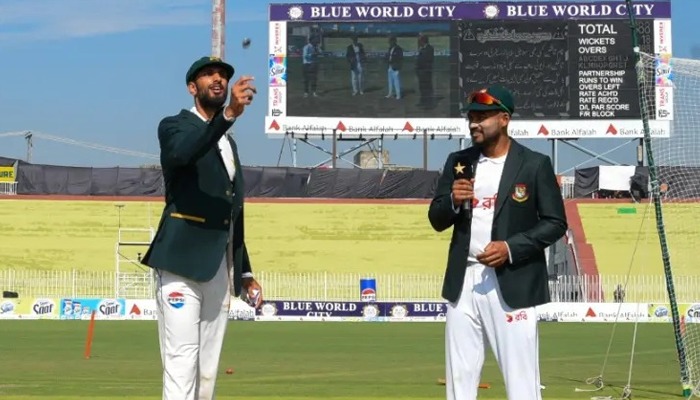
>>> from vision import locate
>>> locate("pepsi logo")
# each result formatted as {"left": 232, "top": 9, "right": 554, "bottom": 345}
{"left": 168, "top": 292, "right": 185, "bottom": 309}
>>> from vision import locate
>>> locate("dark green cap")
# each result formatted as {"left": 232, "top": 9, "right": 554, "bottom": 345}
{"left": 460, "top": 85, "right": 515, "bottom": 114}
{"left": 185, "top": 56, "right": 235, "bottom": 84}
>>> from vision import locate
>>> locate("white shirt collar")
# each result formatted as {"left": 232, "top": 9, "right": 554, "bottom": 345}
{"left": 478, "top": 152, "right": 507, "bottom": 165}
{"left": 190, "top": 106, "right": 208, "bottom": 122}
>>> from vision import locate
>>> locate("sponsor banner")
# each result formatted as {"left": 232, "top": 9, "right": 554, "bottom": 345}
{"left": 258, "top": 300, "right": 372, "bottom": 320}
{"left": 648, "top": 303, "right": 700, "bottom": 323}
{"left": 384, "top": 302, "right": 448, "bottom": 321}
{"left": 123, "top": 298, "right": 257, "bottom": 321}
{"left": 360, "top": 278, "right": 377, "bottom": 302}
{"left": 515, "top": 120, "right": 671, "bottom": 139}
{"left": 654, "top": 19, "right": 672, "bottom": 55}
{"left": 269, "top": 55, "right": 287, "bottom": 87}
{"left": 0, "top": 298, "right": 19, "bottom": 319}
{"left": 655, "top": 53, "right": 673, "bottom": 88}
{"left": 0, "top": 165, "right": 15, "bottom": 182}
{"left": 265, "top": 117, "right": 670, "bottom": 139}
{"left": 19, "top": 298, "right": 59, "bottom": 319}
{"left": 268, "top": 87, "right": 286, "bottom": 119}
{"left": 59, "top": 298, "right": 126, "bottom": 320}
{"left": 0, "top": 298, "right": 60, "bottom": 319}
{"left": 265, "top": 117, "right": 467, "bottom": 137}
{"left": 536, "top": 302, "right": 650, "bottom": 322}
{"left": 268, "top": 21, "right": 287, "bottom": 56}
{"left": 125, "top": 299, "right": 158, "bottom": 320}
{"left": 655, "top": 85, "right": 673, "bottom": 120}
{"left": 8, "top": 300, "right": 700, "bottom": 323}
{"left": 229, "top": 298, "right": 257, "bottom": 321}
{"left": 257, "top": 300, "right": 449, "bottom": 321}
{"left": 270, "top": 2, "right": 670, "bottom": 22}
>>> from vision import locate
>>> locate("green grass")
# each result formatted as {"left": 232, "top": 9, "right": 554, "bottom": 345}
{"left": 0, "top": 321, "right": 689, "bottom": 399}
{"left": 578, "top": 203, "right": 700, "bottom": 277}
{"left": 0, "top": 199, "right": 448, "bottom": 273}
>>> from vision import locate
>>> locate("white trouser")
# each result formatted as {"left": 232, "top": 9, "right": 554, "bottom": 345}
{"left": 351, "top": 64, "right": 364, "bottom": 94}
{"left": 155, "top": 255, "right": 231, "bottom": 400}
{"left": 445, "top": 263, "right": 541, "bottom": 400}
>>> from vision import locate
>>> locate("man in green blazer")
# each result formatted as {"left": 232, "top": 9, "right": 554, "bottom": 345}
{"left": 428, "top": 85, "right": 567, "bottom": 400}
{"left": 141, "top": 56, "right": 261, "bottom": 400}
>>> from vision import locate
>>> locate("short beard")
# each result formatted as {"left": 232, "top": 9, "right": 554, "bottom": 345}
{"left": 196, "top": 84, "right": 227, "bottom": 112}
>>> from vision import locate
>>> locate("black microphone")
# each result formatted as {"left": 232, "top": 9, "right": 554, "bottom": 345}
{"left": 453, "top": 154, "right": 475, "bottom": 218}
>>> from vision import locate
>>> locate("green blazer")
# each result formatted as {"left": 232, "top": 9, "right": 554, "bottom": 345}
{"left": 141, "top": 107, "right": 252, "bottom": 296}
{"left": 428, "top": 139, "right": 567, "bottom": 310}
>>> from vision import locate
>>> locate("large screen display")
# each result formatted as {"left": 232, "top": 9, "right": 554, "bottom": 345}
{"left": 266, "top": 1, "right": 673, "bottom": 139}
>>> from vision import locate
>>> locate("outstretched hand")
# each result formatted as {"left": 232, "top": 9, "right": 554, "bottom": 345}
{"left": 225, "top": 75, "right": 256, "bottom": 118}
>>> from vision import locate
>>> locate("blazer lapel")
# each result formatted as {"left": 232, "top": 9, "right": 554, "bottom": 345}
{"left": 219, "top": 133, "right": 237, "bottom": 183}
{"left": 181, "top": 109, "right": 230, "bottom": 179}
{"left": 494, "top": 140, "right": 524, "bottom": 220}
{"left": 228, "top": 135, "right": 244, "bottom": 193}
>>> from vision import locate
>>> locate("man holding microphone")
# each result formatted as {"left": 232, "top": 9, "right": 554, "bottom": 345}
{"left": 428, "top": 85, "right": 567, "bottom": 400}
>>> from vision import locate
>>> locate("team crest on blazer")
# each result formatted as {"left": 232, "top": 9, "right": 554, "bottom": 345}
{"left": 512, "top": 184, "right": 529, "bottom": 202}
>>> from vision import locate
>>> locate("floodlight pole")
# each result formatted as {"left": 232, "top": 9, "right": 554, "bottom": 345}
{"left": 332, "top": 129, "right": 337, "bottom": 168}
{"left": 212, "top": 0, "right": 225, "bottom": 59}
{"left": 423, "top": 130, "right": 428, "bottom": 170}
{"left": 292, "top": 138, "right": 298, "bottom": 167}
{"left": 24, "top": 132, "right": 33, "bottom": 163}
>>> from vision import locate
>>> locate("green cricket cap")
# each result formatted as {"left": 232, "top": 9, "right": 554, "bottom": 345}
{"left": 185, "top": 56, "right": 235, "bottom": 84}
{"left": 460, "top": 85, "right": 515, "bottom": 114}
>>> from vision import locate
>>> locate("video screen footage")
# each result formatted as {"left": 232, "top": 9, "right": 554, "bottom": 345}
{"left": 284, "top": 22, "right": 459, "bottom": 119}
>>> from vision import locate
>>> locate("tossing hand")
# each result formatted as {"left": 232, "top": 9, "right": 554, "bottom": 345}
{"left": 225, "top": 75, "right": 256, "bottom": 119}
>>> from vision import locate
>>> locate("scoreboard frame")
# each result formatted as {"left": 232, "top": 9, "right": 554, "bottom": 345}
{"left": 266, "top": 1, "right": 673, "bottom": 140}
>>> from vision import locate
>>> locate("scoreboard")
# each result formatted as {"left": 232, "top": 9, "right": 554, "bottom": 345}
{"left": 266, "top": 1, "right": 673, "bottom": 139}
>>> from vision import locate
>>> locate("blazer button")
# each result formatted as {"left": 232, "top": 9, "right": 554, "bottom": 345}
{"left": 225, "top": 190, "right": 232, "bottom": 196}
{"left": 223, "top": 219, "right": 229, "bottom": 225}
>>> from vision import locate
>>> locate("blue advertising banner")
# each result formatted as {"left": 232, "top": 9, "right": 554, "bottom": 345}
{"left": 257, "top": 300, "right": 448, "bottom": 321}
{"left": 59, "top": 298, "right": 126, "bottom": 320}
{"left": 270, "top": 2, "right": 670, "bottom": 22}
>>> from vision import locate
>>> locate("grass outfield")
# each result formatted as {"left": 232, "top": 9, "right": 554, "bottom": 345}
{"left": 578, "top": 203, "right": 700, "bottom": 277}
{"left": 0, "top": 199, "right": 449, "bottom": 273}
{"left": 0, "top": 321, "right": 687, "bottom": 399}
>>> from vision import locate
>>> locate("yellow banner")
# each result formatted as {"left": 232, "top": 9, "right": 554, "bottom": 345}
{"left": 0, "top": 298, "right": 59, "bottom": 319}
{"left": 648, "top": 303, "right": 700, "bottom": 322}
{"left": 0, "top": 166, "right": 15, "bottom": 182}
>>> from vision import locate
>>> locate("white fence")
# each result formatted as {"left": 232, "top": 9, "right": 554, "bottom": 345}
{"left": 560, "top": 176, "right": 575, "bottom": 199}
{"left": 1, "top": 269, "right": 699, "bottom": 303}
{"left": 0, "top": 181, "right": 17, "bottom": 195}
